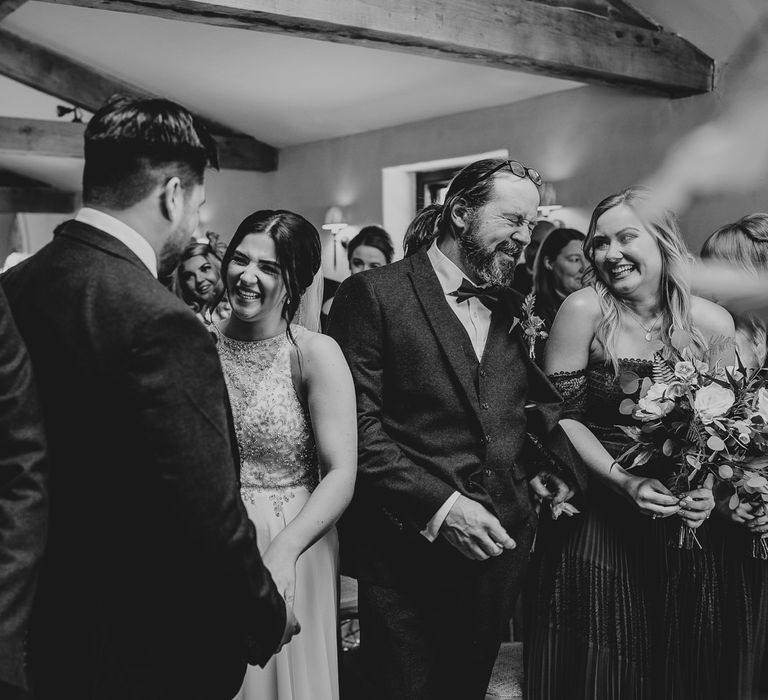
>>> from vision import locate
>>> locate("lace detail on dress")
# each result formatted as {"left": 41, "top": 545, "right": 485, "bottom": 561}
{"left": 549, "top": 369, "right": 587, "bottom": 421}
{"left": 215, "top": 325, "right": 319, "bottom": 516}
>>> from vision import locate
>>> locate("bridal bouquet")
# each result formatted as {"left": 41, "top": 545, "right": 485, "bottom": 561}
{"left": 616, "top": 333, "right": 768, "bottom": 553}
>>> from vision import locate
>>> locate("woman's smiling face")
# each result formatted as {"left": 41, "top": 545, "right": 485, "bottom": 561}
{"left": 591, "top": 203, "right": 663, "bottom": 298}
{"left": 226, "top": 232, "right": 286, "bottom": 323}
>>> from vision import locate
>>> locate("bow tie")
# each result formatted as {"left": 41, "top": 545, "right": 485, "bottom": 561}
{"left": 448, "top": 279, "right": 500, "bottom": 309}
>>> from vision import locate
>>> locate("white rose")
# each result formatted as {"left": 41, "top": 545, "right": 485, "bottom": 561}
{"left": 694, "top": 384, "right": 735, "bottom": 424}
{"left": 674, "top": 361, "right": 697, "bottom": 382}
{"left": 757, "top": 387, "right": 768, "bottom": 424}
{"left": 636, "top": 383, "right": 674, "bottom": 420}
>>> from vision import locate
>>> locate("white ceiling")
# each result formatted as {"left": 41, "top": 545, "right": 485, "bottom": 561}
{"left": 2, "top": 1, "right": 584, "bottom": 147}
{"left": 0, "top": 0, "right": 763, "bottom": 192}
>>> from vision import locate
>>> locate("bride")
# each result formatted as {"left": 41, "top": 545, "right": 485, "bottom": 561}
{"left": 213, "top": 210, "right": 357, "bottom": 700}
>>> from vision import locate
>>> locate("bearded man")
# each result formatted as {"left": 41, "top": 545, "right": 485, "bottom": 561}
{"left": 327, "top": 158, "right": 583, "bottom": 700}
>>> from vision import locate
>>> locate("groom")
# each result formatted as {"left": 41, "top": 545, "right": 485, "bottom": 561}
{"left": 328, "top": 158, "right": 582, "bottom": 700}
{"left": 1, "top": 96, "right": 295, "bottom": 700}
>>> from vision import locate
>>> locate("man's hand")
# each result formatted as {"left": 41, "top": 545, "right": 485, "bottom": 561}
{"left": 439, "top": 494, "right": 516, "bottom": 561}
{"left": 276, "top": 597, "right": 301, "bottom": 652}
{"left": 530, "top": 470, "right": 575, "bottom": 512}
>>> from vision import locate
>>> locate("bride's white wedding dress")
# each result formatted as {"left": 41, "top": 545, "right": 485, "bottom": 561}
{"left": 217, "top": 325, "right": 339, "bottom": 700}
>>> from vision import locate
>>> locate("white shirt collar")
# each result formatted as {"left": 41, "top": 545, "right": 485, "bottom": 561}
{"left": 75, "top": 207, "right": 158, "bottom": 278}
{"left": 426, "top": 239, "right": 471, "bottom": 295}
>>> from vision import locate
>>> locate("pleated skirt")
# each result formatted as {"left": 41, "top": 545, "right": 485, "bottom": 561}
{"left": 525, "top": 482, "right": 721, "bottom": 700}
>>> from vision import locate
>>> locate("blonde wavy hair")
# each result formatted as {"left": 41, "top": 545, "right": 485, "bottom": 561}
{"left": 582, "top": 186, "right": 707, "bottom": 375}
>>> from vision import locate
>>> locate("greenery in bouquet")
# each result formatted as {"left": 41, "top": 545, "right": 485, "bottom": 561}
{"left": 615, "top": 331, "right": 768, "bottom": 552}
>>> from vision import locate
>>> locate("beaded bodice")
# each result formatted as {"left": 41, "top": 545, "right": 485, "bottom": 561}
{"left": 215, "top": 326, "right": 319, "bottom": 503}
{"left": 550, "top": 358, "right": 654, "bottom": 460}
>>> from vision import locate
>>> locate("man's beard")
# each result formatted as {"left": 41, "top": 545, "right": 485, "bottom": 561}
{"left": 158, "top": 227, "right": 192, "bottom": 279}
{"left": 456, "top": 219, "right": 521, "bottom": 288}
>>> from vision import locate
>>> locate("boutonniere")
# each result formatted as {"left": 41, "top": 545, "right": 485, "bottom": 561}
{"left": 514, "top": 292, "right": 548, "bottom": 360}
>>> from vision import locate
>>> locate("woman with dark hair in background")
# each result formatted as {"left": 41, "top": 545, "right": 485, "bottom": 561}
{"left": 701, "top": 213, "right": 768, "bottom": 700}
{"left": 321, "top": 225, "right": 394, "bottom": 329}
{"left": 174, "top": 232, "right": 231, "bottom": 326}
{"left": 533, "top": 227, "right": 586, "bottom": 324}
{"left": 214, "top": 210, "right": 357, "bottom": 700}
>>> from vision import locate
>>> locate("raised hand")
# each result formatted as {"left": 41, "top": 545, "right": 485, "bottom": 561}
{"left": 530, "top": 470, "right": 575, "bottom": 509}
{"left": 623, "top": 475, "right": 681, "bottom": 519}
{"left": 439, "top": 494, "right": 516, "bottom": 561}
{"left": 678, "top": 474, "right": 716, "bottom": 530}
{"left": 262, "top": 540, "right": 299, "bottom": 609}
{"left": 277, "top": 599, "right": 301, "bottom": 652}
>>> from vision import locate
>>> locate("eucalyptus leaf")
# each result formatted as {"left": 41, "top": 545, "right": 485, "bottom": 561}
{"left": 619, "top": 399, "right": 636, "bottom": 416}
{"left": 707, "top": 435, "right": 726, "bottom": 451}
{"left": 619, "top": 371, "right": 640, "bottom": 395}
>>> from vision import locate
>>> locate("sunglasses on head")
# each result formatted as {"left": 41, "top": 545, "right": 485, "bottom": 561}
{"left": 487, "top": 159, "right": 543, "bottom": 187}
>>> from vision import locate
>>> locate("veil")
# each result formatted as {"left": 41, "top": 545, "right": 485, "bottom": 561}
{"left": 295, "top": 269, "right": 324, "bottom": 332}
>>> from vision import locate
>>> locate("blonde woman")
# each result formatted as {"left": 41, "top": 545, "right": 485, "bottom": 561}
{"left": 525, "top": 187, "right": 734, "bottom": 700}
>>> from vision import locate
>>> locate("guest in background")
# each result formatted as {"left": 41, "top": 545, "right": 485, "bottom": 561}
{"left": 174, "top": 231, "right": 231, "bottom": 326}
{"left": 214, "top": 210, "right": 357, "bottom": 700}
{"left": 0, "top": 285, "right": 47, "bottom": 700}
{"left": 700, "top": 214, "right": 768, "bottom": 369}
{"left": 531, "top": 228, "right": 586, "bottom": 361}
{"left": 700, "top": 213, "right": 768, "bottom": 700}
{"left": 321, "top": 225, "right": 394, "bottom": 329}
{"left": 511, "top": 219, "right": 555, "bottom": 296}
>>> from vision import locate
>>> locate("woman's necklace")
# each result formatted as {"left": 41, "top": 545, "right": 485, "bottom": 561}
{"left": 624, "top": 308, "right": 664, "bottom": 342}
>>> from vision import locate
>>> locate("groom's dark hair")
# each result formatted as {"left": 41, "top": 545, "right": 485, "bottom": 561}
{"left": 82, "top": 95, "right": 219, "bottom": 210}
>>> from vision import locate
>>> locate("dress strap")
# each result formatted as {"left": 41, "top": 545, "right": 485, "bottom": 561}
{"left": 548, "top": 368, "right": 588, "bottom": 421}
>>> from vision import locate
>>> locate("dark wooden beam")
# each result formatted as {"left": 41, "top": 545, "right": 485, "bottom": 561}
{"left": 535, "top": 0, "right": 660, "bottom": 30}
{"left": 0, "top": 27, "right": 278, "bottom": 170}
{"left": 41, "top": 0, "right": 714, "bottom": 96}
{"left": 0, "top": 116, "right": 274, "bottom": 171}
{"left": 0, "top": 186, "right": 76, "bottom": 213}
{"left": 0, "top": 1, "right": 27, "bottom": 22}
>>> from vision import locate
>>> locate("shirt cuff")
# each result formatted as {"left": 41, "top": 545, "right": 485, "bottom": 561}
{"left": 420, "top": 491, "right": 461, "bottom": 542}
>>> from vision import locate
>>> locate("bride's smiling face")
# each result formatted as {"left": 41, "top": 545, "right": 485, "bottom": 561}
{"left": 226, "top": 232, "right": 286, "bottom": 323}
{"left": 591, "top": 204, "right": 663, "bottom": 298}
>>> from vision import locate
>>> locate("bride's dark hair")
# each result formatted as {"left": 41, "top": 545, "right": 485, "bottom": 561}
{"left": 218, "top": 210, "right": 321, "bottom": 342}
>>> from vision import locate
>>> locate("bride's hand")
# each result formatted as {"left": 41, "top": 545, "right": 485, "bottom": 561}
{"left": 263, "top": 542, "right": 299, "bottom": 607}
{"left": 622, "top": 475, "right": 681, "bottom": 519}
{"left": 678, "top": 475, "right": 715, "bottom": 530}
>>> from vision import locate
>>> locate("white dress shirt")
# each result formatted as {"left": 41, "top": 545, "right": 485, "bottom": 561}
{"left": 420, "top": 240, "right": 494, "bottom": 541}
{"left": 75, "top": 208, "right": 158, "bottom": 278}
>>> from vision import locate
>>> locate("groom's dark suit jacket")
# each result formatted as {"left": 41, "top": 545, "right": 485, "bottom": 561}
{"left": 0, "top": 285, "right": 47, "bottom": 695}
{"left": 328, "top": 248, "right": 583, "bottom": 586}
{"left": 1, "top": 220, "right": 286, "bottom": 700}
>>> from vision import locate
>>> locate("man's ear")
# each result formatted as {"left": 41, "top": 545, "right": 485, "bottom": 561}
{"left": 160, "top": 176, "right": 183, "bottom": 224}
{"left": 449, "top": 199, "right": 470, "bottom": 232}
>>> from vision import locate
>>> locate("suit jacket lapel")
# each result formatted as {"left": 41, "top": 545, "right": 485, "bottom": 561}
{"left": 498, "top": 290, "right": 562, "bottom": 436}
{"left": 408, "top": 249, "right": 481, "bottom": 418}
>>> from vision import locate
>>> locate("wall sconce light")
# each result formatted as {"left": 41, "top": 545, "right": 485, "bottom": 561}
{"left": 537, "top": 182, "right": 563, "bottom": 218}
{"left": 56, "top": 104, "right": 84, "bottom": 123}
{"left": 322, "top": 206, "right": 348, "bottom": 269}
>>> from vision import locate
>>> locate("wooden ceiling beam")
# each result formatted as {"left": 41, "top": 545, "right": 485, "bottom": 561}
{"left": 0, "top": 27, "right": 278, "bottom": 170}
{"left": 0, "top": 115, "right": 274, "bottom": 171}
{"left": 41, "top": 0, "right": 714, "bottom": 97}
{"left": 0, "top": 186, "right": 76, "bottom": 213}
{"left": 0, "top": 1, "right": 27, "bottom": 22}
